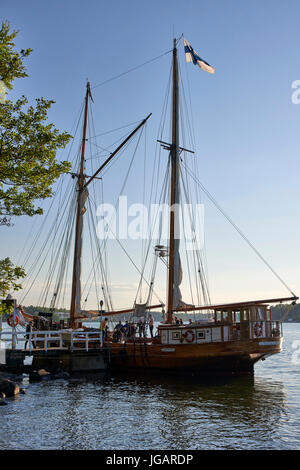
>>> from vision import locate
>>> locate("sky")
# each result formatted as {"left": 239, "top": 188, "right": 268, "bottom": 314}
{"left": 1, "top": 0, "right": 300, "bottom": 310}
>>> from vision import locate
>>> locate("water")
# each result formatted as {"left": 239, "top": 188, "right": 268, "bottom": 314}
{"left": 0, "top": 323, "right": 300, "bottom": 450}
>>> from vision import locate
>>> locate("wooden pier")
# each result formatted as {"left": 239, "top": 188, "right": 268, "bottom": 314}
{"left": 0, "top": 330, "right": 109, "bottom": 373}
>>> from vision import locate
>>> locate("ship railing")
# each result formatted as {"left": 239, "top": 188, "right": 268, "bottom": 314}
{"left": 70, "top": 331, "right": 102, "bottom": 352}
{"left": 0, "top": 330, "right": 64, "bottom": 352}
{"left": 228, "top": 320, "right": 282, "bottom": 341}
{"left": 251, "top": 320, "right": 282, "bottom": 339}
{"left": 160, "top": 320, "right": 283, "bottom": 344}
{"left": 0, "top": 330, "right": 103, "bottom": 353}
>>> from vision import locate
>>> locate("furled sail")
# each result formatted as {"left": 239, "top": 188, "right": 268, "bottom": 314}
{"left": 74, "top": 186, "right": 88, "bottom": 317}
{"left": 171, "top": 171, "right": 192, "bottom": 309}
{"left": 173, "top": 226, "right": 193, "bottom": 309}
{"left": 133, "top": 303, "right": 147, "bottom": 319}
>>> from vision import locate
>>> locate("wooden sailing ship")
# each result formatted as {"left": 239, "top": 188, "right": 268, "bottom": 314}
{"left": 18, "top": 37, "right": 298, "bottom": 376}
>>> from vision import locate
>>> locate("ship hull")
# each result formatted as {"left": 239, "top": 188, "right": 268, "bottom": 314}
{"left": 107, "top": 337, "right": 282, "bottom": 376}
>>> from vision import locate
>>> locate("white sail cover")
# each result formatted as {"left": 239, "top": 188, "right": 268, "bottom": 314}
{"left": 134, "top": 303, "right": 147, "bottom": 319}
{"left": 171, "top": 195, "right": 192, "bottom": 310}
{"left": 173, "top": 243, "right": 193, "bottom": 309}
{"left": 74, "top": 187, "right": 88, "bottom": 317}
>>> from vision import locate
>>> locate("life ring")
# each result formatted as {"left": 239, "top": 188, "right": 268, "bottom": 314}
{"left": 7, "top": 315, "right": 19, "bottom": 328}
{"left": 183, "top": 329, "right": 195, "bottom": 343}
{"left": 254, "top": 322, "right": 263, "bottom": 337}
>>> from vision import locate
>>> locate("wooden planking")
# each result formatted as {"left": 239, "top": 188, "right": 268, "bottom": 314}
{"left": 107, "top": 337, "right": 282, "bottom": 370}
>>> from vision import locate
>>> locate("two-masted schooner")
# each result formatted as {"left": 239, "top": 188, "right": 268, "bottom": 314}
{"left": 19, "top": 37, "right": 298, "bottom": 375}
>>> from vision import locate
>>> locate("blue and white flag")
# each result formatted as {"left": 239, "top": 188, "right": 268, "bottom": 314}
{"left": 184, "top": 38, "right": 215, "bottom": 74}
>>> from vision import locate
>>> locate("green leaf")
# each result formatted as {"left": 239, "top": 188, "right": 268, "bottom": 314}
{"left": 0, "top": 257, "right": 26, "bottom": 298}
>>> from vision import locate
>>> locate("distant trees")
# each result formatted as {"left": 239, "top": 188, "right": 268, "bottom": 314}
{"left": 271, "top": 303, "right": 300, "bottom": 322}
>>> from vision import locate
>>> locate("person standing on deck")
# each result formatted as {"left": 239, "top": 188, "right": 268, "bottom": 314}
{"left": 141, "top": 316, "right": 146, "bottom": 338}
{"left": 137, "top": 319, "right": 143, "bottom": 338}
{"left": 149, "top": 314, "right": 154, "bottom": 338}
{"left": 123, "top": 321, "right": 130, "bottom": 339}
{"left": 137, "top": 318, "right": 146, "bottom": 338}
{"left": 101, "top": 317, "right": 108, "bottom": 342}
{"left": 114, "top": 321, "right": 123, "bottom": 341}
{"left": 130, "top": 323, "right": 136, "bottom": 339}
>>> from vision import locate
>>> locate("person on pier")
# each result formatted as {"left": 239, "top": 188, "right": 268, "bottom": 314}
{"left": 24, "top": 322, "right": 36, "bottom": 350}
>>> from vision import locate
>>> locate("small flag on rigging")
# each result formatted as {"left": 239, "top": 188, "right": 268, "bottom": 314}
{"left": 184, "top": 38, "right": 215, "bottom": 74}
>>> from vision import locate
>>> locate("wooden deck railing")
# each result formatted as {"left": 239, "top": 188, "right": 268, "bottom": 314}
{"left": 0, "top": 330, "right": 103, "bottom": 352}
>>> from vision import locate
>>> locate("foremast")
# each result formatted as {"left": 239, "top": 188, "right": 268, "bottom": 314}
{"left": 70, "top": 82, "right": 91, "bottom": 328}
{"left": 69, "top": 81, "right": 152, "bottom": 328}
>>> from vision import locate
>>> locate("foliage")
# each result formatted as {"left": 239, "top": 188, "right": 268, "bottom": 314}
{"left": 0, "top": 21, "right": 32, "bottom": 90}
{"left": 0, "top": 257, "right": 25, "bottom": 315}
{"left": 0, "top": 299, "right": 14, "bottom": 316}
{"left": 0, "top": 21, "right": 72, "bottom": 217}
{"left": 0, "top": 257, "right": 25, "bottom": 297}
{"left": 0, "top": 96, "right": 72, "bottom": 216}
{"left": 23, "top": 305, "right": 69, "bottom": 322}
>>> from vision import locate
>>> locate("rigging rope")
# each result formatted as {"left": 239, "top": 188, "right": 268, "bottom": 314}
{"left": 91, "top": 49, "right": 172, "bottom": 90}
{"left": 181, "top": 160, "right": 296, "bottom": 297}
{"left": 82, "top": 125, "right": 149, "bottom": 309}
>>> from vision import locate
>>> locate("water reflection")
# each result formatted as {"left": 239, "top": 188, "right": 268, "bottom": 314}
{"left": 102, "top": 371, "right": 287, "bottom": 449}
{"left": 0, "top": 367, "right": 291, "bottom": 450}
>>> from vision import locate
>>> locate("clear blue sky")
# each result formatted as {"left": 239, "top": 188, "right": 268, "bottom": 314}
{"left": 1, "top": 0, "right": 300, "bottom": 308}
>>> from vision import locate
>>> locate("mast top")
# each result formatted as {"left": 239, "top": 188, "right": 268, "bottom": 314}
{"left": 86, "top": 81, "right": 93, "bottom": 103}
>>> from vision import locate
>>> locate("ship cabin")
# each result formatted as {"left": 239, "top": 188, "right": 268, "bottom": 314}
{"left": 158, "top": 303, "right": 282, "bottom": 346}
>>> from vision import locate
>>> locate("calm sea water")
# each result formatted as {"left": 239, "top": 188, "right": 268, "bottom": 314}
{"left": 0, "top": 323, "right": 300, "bottom": 450}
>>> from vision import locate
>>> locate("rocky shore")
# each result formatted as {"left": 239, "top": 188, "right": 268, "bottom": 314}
{"left": 0, "top": 368, "right": 70, "bottom": 405}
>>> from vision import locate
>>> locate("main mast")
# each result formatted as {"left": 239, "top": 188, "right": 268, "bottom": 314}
{"left": 70, "top": 82, "right": 90, "bottom": 328}
{"left": 167, "top": 39, "right": 180, "bottom": 324}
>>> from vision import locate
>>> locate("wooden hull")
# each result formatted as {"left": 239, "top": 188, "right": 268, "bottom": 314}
{"left": 107, "top": 337, "right": 282, "bottom": 376}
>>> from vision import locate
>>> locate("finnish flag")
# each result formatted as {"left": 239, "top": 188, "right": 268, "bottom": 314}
{"left": 184, "top": 38, "right": 215, "bottom": 74}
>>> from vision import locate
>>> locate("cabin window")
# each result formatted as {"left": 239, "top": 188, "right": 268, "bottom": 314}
{"left": 233, "top": 311, "right": 240, "bottom": 323}
{"left": 197, "top": 330, "right": 206, "bottom": 340}
{"left": 216, "top": 311, "right": 222, "bottom": 322}
{"left": 162, "top": 332, "right": 168, "bottom": 343}
{"left": 257, "top": 307, "right": 266, "bottom": 320}
{"left": 222, "top": 311, "right": 228, "bottom": 321}
{"left": 172, "top": 332, "right": 181, "bottom": 340}
{"left": 240, "top": 310, "right": 248, "bottom": 321}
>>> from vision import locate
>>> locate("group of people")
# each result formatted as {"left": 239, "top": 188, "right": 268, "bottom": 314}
{"left": 111, "top": 314, "right": 155, "bottom": 343}
{"left": 173, "top": 317, "right": 193, "bottom": 326}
